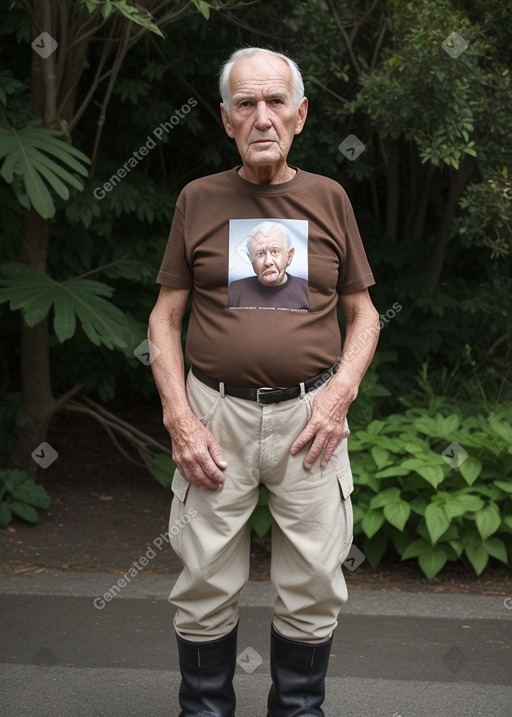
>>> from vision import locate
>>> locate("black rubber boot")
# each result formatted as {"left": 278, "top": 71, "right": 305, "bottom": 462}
{"left": 266, "top": 624, "right": 333, "bottom": 717}
{"left": 176, "top": 623, "right": 237, "bottom": 717}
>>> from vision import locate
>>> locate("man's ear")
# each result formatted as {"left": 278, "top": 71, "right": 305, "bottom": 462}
{"left": 294, "top": 97, "right": 308, "bottom": 136}
{"left": 286, "top": 247, "right": 295, "bottom": 266}
{"left": 220, "top": 104, "right": 235, "bottom": 139}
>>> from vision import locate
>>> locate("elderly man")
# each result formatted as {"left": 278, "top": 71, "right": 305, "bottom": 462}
{"left": 229, "top": 221, "right": 309, "bottom": 309}
{"left": 149, "top": 46, "right": 379, "bottom": 717}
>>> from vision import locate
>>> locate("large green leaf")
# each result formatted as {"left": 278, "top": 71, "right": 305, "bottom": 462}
{"left": 0, "top": 120, "right": 90, "bottom": 219}
{"left": 0, "top": 263, "right": 129, "bottom": 349}
{"left": 383, "top": 499, "right": 410, "bottom": 532}
{"left": 369, "top": 486, "right": 401, "bottom": 510}
{"left": 401, "top": 457, "right": 446, "bottom": 487}
{"left": 465, "top": 541, "right": 489, "bottom": 576}
{"left": 482, "top": 537, "right": 509, "bottom": 565}
{"left": 475, "top": 502, "right": 502, "bottom": 541}
{"left": 9, "top": 500, "right": 39, "bottom": 523}
{"left": 151, "top": 454, "right": 176, "bottom": 488}
{"left": 418, "top": 546, "right": 448, "bottom": 579}
{"left": 12, "top": 481, "right": 51, "bottom": 509}
{"left": 459, "top": 456, "right": 483, "bottom": 485}
{"left": 425, "top": 502, "right": 450, "bottom": 544}
{"left": 250, "top": 505, "right": 272, "bottom": 538}
{"left": 361, "top": 509, "right": 385, "bottom": 538}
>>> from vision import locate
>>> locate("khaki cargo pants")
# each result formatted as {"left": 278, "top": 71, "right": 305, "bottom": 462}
{"left": 168, "top": 369, "right": 354, "bottom": 644}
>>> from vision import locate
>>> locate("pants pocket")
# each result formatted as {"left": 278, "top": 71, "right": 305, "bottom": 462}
{"left": 187, "top": 371, "right": 221, "bottom": 427}
{"left": 169, "top": 469, "right": 193, "bottom": 560}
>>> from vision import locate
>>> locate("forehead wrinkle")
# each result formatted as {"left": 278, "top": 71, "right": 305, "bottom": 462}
{"left": 232, "top": 88, "right": 291, "bottom": 103}
{"left": 230, "top": 55, "right": 294, "bottom": 94}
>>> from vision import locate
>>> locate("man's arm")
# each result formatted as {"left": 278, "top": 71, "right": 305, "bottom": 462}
{"left": 290, "top": 288, "right": 380, "bottom": 470}
{"left": 148, "top": 285, "right": 226, "bottom": 490}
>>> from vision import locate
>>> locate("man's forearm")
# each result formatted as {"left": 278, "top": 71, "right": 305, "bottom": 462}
{"left": 333, "top": 305, "right": 380, "bottom": 399}
{"left": 148, "top": 306, "right": 191, "bottom": 425}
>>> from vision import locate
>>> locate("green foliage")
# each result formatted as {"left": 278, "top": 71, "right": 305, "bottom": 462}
{"left": 82, "top": 0, "right": 164, "bottom": 36}
{"left": 455, "top": 167, "right": 512, "bottom": 258}
{"left": 250, "top": 485, "right": 272, "bottom": 538}
{"left": 151, "top": 453, "right": 176, "bottom": 488}
{"left": 0, "top": 120, "right": 90, "bottom": 219}
{"left": 0, "top": 469, "right": 51, "bottom": 527}
{"left": 0, "top": 263, "right": 138, "bottom": 351}
{"left": 349, "top": 399, "right": 512, "bottom": 578}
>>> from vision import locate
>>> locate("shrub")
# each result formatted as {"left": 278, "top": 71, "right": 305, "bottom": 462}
{"left": 349, "top": 398, "right": 512, "bottom": 578}
{"left": 0, "top": 469, "right": 52, "bottom": 527}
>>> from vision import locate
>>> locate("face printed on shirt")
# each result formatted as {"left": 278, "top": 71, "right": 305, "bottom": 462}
{"left": 248, "top": 230, "right": 295, "bottom": 287}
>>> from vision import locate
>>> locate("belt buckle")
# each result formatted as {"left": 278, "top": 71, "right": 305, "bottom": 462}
{"left": 256, "top": 387, "right": 277, "bottom": 404}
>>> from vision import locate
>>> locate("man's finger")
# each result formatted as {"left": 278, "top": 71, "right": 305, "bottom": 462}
{"left": 208, "top": 437, "right": 227, "bottom": 470}
{"left": 290, "top": 423, "right": 316, "bottom": 456}
{"left": 303, "top": 434, "right": 327, "bottom": 470}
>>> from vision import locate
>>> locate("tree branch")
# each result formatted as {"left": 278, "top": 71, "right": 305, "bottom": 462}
{"left": 89, "top": 18, "right": 131, "bottom": 177}
{"left": 328, "top": 0, "right": 361, "bottom": 76}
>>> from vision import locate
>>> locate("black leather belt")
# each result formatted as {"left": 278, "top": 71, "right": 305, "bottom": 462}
{"left": 191, "top": 363, "right": 338, "bottom": 405}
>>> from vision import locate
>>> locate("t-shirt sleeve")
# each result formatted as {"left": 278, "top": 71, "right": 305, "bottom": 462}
{"left": 156, "top": 200, "right": 192, "bottom": 288}
{"left": 337, "top": 195, "right": 375, "bottom": 295}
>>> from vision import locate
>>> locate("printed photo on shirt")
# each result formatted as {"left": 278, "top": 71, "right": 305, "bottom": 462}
{"left": 228, "top": 218, "right": 309, "bottom": 311}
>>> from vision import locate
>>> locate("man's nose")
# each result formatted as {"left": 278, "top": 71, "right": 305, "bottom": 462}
{"left": 264, "top": 251, "right": 275, "bottom": 265}
{"left": 254, "top": 101, "right": 272, "bottom": 129}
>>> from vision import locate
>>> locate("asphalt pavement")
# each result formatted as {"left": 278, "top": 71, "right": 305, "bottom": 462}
{"left": 1, "top": 573, "right": 511, "bottom": 717}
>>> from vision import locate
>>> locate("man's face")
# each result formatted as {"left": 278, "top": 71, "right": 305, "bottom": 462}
{"left": 248, "top": 230, "right": 294, "bottom": 287}
{"left": 220, "top": 53, "right": 308, "bottom": 180}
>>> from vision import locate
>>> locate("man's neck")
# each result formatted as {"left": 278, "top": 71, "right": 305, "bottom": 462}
{"left": 239, "top": 163, "right": 296, "bottom": 185}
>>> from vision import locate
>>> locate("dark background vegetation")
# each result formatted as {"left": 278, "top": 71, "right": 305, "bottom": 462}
{"left": 0, "top": 0, "right": 511, "bottom": 579}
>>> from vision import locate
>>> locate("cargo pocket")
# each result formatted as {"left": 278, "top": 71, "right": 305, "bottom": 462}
{"left": 336, "top": 462, "right": 354, "bottom": 562}
{"left": 169, "top": 469, "right": 192, "bottom": 560}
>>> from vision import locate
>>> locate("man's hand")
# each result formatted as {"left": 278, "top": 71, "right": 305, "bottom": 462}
{"left": 290, "top": 381, "right": 354, "bottom": 470}
{"left": 166, "top": 411, "right": 227, "bottom": 490}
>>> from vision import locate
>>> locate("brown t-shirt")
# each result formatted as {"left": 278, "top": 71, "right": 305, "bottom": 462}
{"left": 157, "top": 167, "right": 375, "bottom": 387}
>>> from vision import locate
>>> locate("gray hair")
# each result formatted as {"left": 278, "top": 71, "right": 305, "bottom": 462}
{"left": 219, "top": 47, "right": 305, "bottom": 112}
{"left": 246, "top": 221, "right": 292, "bottom": 255}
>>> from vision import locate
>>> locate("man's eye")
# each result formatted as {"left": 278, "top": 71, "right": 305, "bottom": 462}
{"left": 271, "top": 249, "right": 280, "bottom": 255}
